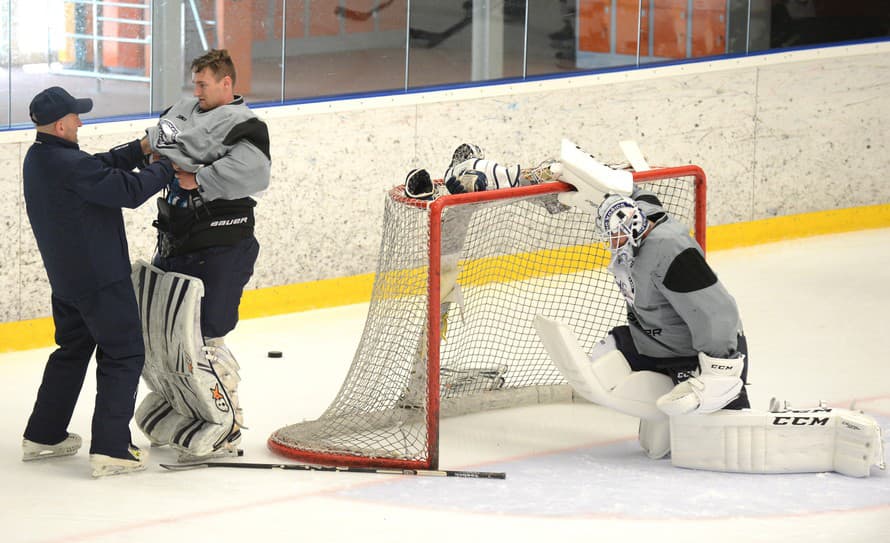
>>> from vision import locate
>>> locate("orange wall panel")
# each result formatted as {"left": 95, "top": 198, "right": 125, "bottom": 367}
{"left": 616, "top": 0, "right": 647, "bottom": 56}
{"left": 578, "top": 0, "right": 611, "bottom": 53}
{"left": 691, "top": 0, "right": 726, "bottom": 57}
{"left": 216, "top": 0, "right": 255, "bottom": 93}
{"left": 652, "top": 0, "right": 687, "bottom": 58}
{"left": 275, "top": 0, "right": 306, "bottom": 39}
{"left": 377, "top": 0, "right": 407, "bottom": 33}
{"left": 310, "top": 0, "right": 341, "bottom": 37}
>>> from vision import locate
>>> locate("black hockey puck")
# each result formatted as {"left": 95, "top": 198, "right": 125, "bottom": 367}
{"left": 267, "top": 350, "right": 283, "bottom": 358}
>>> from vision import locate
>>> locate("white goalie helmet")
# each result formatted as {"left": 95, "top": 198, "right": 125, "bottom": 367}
{"left": 596, "top": 194, "right": 649, "bottom": 250}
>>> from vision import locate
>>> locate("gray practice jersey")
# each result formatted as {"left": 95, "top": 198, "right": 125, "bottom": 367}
{"left": 610, "top": 192, "right": 742, "bottom": 359}
{"left": 146, "top": 96, "right": 271, "bottom": 202}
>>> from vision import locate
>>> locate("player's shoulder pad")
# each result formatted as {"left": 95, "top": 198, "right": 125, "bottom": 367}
{"left": 223, "top": 118, "right": 271, "bottom": 160}
{"left": 634, "top": 190, "right": 667, "bottom": 224}
{"left": 663, "top": 247, "right": 717, "bottom": 293}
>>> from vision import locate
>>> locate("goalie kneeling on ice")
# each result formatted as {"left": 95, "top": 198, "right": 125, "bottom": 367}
{"left": 669, "top": 404, "right": 885, "bottom": 477}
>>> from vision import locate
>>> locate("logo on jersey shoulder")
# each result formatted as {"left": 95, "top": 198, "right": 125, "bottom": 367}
{"left": 155, "top": 118, "right": 181, "bottom": 149}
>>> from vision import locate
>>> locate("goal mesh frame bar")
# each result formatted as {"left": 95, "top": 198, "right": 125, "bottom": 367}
{"left": 269, "top": 166, "right": 706, "bottom": 470}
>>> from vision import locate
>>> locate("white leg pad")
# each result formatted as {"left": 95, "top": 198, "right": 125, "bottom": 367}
{"left": 670, "top": 404, "right": 886, "bottom": 477}
{"left": 135, "top": 391, "right": 184, "bottom": 446}
{"left": 132, "top": 260, "right": 238, "bottom": 455}
{"left": 639, "top": 418, "right": 671, "bottom": 459}
{"left": 534, "top": 316, "right": 674, "bottom": 421}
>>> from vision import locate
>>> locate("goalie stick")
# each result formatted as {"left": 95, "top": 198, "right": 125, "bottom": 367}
{"left": 161, "top": 461, "right": 506, "bottom": 479}
{"left": 334, "top": 0, "right": 395, "bottom": 22}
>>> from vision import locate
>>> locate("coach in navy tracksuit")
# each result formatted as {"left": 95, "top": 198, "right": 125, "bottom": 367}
{"left": 21, "top": 87, "right": 174, "bottom": 475}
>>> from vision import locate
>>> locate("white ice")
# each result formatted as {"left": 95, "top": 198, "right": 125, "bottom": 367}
{"left": 1, "top": 229, "right": 888, "bottom": 543}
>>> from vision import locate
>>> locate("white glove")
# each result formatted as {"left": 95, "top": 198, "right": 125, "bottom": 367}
{"left": 656, "top": 352, "right": 745, "bottom": 415}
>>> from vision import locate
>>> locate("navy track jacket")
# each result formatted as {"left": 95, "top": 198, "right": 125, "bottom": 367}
{"left": 23, "top": 132, "right": 174, "bottom": 300}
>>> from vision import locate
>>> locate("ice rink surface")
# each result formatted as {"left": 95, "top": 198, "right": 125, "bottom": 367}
{"left": 1, "top": 229, "right": 888, "bottom": 543}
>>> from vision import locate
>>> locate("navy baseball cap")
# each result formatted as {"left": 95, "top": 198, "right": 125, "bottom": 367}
{"left": 29, "top": 86, "right": 93, "bottom": 125}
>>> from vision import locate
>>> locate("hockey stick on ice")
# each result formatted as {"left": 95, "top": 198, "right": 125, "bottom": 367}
{"left": 161, "top": 461, "right": 506, "bottom": 479}
{"left": 335, "top": 0, "right": 395, "bottom": 21}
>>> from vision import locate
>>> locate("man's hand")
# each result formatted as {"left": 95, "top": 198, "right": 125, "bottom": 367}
{"left": 172, "top": 164, "right": 199, "bottom": 190}
{"left": 140, "top": 135, "right": 151, "bottom": 155}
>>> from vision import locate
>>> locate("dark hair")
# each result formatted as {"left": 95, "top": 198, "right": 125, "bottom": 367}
{"left": 191, "top": 49, "right": 236, "bottom": 85}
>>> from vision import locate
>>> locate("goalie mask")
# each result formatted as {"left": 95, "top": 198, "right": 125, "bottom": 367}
{"left": 596, "top": 194, "right": 649, "bottom": 251}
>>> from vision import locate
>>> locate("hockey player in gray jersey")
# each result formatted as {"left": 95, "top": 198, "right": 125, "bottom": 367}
{"left": 597, "top": 190, "right": 749, "bottom": 413}
{"left": 133, "top": 49, "right": 270, "bottom": 461}
{"left": 536, "top": 174, "right": 883, "bottom": 477}
{"left": 536, "top": 187, "right": 748, "bottom": 459}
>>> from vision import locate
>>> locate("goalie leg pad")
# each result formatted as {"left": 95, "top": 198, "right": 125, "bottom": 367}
{"left": 135, "top": 391, "right": 242, "bottom": 460}
{"left": 535, "top": 316, "right": 673, "bottom": 457}
{"left": 203, "top": 338, "right": 244, "bottom": 428}
{"left": 534, "top": 316, "right": 674, "bottom": 421}
{"left": 132, "top": 261, "right": 237, "bottom": 449}
{"left": 639, "top": 418, "right": 671, "bottom": 460}
{"left": 169, "top": 418, "right": 240, "bottom": 459}
{"left": 135, "top": 391, "right": 186, "bottom": 447}
{"left": 669, "top": 403, "right": 886, "bottom": 477}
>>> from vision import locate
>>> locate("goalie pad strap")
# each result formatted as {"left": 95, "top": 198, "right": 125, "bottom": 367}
{"left": 670, "top": 406, "right": 886, "bottom": 477}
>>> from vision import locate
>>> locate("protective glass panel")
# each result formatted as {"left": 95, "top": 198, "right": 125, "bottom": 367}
{"left": 407, "top": 0, "right": 526, "bottom": 88}
{"left": 280, "top": 0, "right": 409, "bottom": 101}
{"left": 7, "top": 0, "right": 151, "bottom": 127}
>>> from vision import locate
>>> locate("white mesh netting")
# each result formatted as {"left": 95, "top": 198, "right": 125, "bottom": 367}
{"left": 270, "top": 169, "right": 703, "bottom": 468}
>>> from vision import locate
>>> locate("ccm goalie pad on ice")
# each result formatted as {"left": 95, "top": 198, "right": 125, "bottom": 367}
{"left": 131, "top": 260, "right": 240, "bottom": 457}
{"left": 670, "top": 400, "right": 886, "bottom": 477}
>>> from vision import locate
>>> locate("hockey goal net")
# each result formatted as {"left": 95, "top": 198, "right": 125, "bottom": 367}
{"left": 269, "top": 166, "right": 706, "bottom": 469}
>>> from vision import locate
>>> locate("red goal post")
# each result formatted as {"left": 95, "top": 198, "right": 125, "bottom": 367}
{"left": 269, "top": 165, "right": 706, "bottom": 470}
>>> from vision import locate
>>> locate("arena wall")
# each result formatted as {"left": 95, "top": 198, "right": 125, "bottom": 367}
{"left": 1, "top": 41, "right": 888, "bottom": 347}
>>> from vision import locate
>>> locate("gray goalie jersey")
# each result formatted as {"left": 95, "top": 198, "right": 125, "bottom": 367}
{"left": 612, "top": 191, "right": 742, "bottom": 359}
{"left": 146, "top": 96, "right": 270, "bottom": 201}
